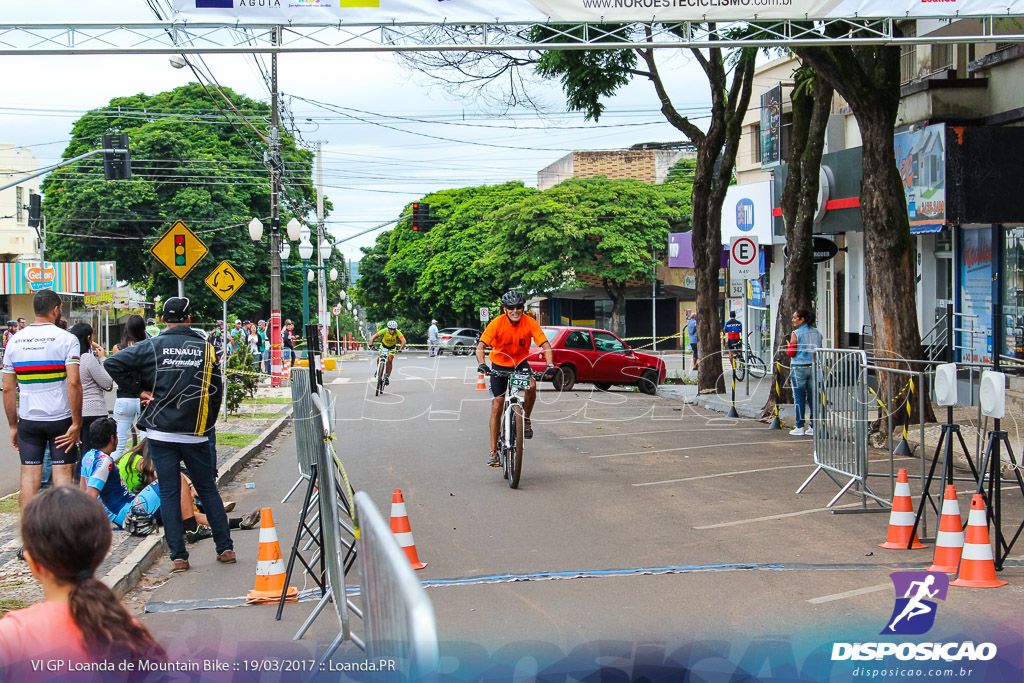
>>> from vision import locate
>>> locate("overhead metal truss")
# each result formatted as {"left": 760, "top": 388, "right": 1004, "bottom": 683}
{"left": 0, "top": 17, "right": 1021, "bottom": 56}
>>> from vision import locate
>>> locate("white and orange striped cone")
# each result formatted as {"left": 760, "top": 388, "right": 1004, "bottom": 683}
{"left": 950, "top": 494, "right": 1007, "bottom": 588}
{"left": 927, "top": 484, "right": 965, "bottom": 573}
{"left": 246, "top": 507, "right": 299, "bottom": 603}
{"left": 390, "top": 489, "right": 426, "bottom": 570}
{"left": 879, "top": 469, "right": 928, "bottom": 549}
{"left": 475, "top": 373, "right": 487, "bottom": 391}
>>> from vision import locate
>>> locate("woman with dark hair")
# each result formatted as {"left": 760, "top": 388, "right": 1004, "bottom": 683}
{"left": 68, "top": 323, "right": 112, "bottom": 466}
{"left": 0, "top": 487, "right": 165, "bottom": 672}
{"left": 109, "top": 314, "right": 148, "bottom": 462}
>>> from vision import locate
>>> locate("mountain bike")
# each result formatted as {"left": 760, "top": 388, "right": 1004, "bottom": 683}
{"left": 487, "top": 367, "right": 546, "bottom": 489}
{"left": 732, "top": 333, "right": 767, "bottom": 381}
{"left": 373, "top": 345, "right": 392, "bottom": 396}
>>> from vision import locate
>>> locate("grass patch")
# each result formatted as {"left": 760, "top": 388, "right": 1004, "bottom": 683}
{"left": 0, "top": 597, "right": 33, "bottom": 616}
{"left": 0, "top": 495, "right": 18, "bottom": 514}
{"left": 215, "top": 433, "right": 257, "bottom": 448}
{"left": 241, "top": 397, "right": 292, "bottom": 405}
{"left": 228, "top": 411, "right": 285, "bottom": 420}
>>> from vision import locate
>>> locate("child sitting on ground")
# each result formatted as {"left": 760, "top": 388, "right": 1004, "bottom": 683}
{"left": 80, "top": 419, "right": 260, "bottom": 545}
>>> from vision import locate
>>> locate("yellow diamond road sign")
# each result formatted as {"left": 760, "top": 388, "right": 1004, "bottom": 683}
{"left": 205, "top": 261, "right": 245, "bottom": 302}
{"left": 151, "top": 220, "right": 208, "bottom": 280}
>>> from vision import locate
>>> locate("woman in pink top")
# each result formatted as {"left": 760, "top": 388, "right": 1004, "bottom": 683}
{"left": 0, "top": 487, "right": 165, "bottom": 677}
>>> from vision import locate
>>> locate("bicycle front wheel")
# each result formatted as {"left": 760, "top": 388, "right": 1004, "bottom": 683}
{"left": 375, "top": 361, "right": 384, "bottom": 396}
{"left": 507, "top": 404, "right": 524, "bottom": 489}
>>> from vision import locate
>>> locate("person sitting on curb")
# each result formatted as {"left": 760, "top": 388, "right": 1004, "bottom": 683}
{"left": 80, "top": 418, "right": 260, "bottom": 542}
{"left": 0, "top": 487, "right": 166, "bottom": 675}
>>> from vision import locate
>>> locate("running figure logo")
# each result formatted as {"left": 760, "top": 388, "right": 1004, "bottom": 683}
{"left": 881, "top": 571, "right": 949, "bottom": 635}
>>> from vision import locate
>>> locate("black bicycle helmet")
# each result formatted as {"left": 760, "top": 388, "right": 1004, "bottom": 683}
{"left": 123, "top": 505, "right": 157, "bottom": 537}
{"left": 500, "top": 290, "right": 525, "bottom": 307}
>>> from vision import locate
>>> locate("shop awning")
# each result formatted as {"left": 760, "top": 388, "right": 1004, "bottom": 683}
{"left": 910, "top": 224, "right": 945, "bottom": 235}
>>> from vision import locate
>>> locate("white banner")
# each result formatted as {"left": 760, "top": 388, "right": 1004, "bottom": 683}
{"left": 171, "top": 1, "right": 1022, "bottom": 25}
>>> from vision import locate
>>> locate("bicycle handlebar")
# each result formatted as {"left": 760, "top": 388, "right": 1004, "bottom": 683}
{"left": 486, "top": 367, "right": 547, "bottom": 380}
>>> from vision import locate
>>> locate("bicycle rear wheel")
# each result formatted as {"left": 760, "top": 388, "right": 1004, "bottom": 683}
{"left": 748, "top": 354, "right": 767, "bottom": 379}
{"left": 732, "top": 355, "right": 746, "bottom": 382}
{"left": 507, "top": 404, "right": 523, "bottom": 489}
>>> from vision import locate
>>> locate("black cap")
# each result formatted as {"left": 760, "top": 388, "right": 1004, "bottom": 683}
{"left": 161, "top": 297, "right": 191, "bottom": 323}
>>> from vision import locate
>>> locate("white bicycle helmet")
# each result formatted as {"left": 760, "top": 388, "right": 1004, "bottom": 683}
{"left": 387, "top": 320, "right": 398, "bottom": 330}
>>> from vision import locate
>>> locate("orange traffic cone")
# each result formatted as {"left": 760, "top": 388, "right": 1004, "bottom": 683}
{"left": 950, "top": 494, "right": 1007, "bottom": 588}
{"left": 927, "top": 485, "right": 965, "bottom": 573}
{"left": 390, "top": 489, "right": 426, "bottom": 570}
{"left": 476, "top": 373, "right": 487, "bottom": 391}
{"left": 246, "top": 508, "right": 299, "bottom": 603}
{"left": 879, "top": 469, "right": 927, "bottom": 549}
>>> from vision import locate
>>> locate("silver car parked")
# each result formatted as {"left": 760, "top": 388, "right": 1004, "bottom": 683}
{"left": 436, "top": 327, "right": 480, "bottom": 356}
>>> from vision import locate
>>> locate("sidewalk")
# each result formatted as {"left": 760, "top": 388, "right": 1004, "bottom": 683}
{"left": 0, "top": 387, "right": 293, "bottom": 616}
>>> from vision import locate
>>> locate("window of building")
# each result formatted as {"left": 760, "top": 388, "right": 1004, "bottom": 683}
{"left": 900, "top": 23, "right": 917, "bottom": 84}
{"left": 931, "top": 43, "right": 953, "bottom": 74}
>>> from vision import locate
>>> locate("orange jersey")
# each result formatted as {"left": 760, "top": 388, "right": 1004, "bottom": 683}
{"left": 479, "top": 313, "right": 548, "bottom": 367}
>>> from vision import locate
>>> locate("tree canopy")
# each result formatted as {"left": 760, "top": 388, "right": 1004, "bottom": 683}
{"left": 41, "top": 84, "right": 342, "bottom": 323}
{"left": 354, "top": 174, "right": 691, "bottom": 338}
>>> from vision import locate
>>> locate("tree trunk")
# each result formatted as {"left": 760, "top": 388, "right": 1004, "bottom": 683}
{"left": 604, "top": 278, "right": 627, "bottom": 337}
{"left": 765, "top": 71, "right": 833, "bottom": 418}
{"left": 798, "top": 34, "right": 935, "bottom": 424}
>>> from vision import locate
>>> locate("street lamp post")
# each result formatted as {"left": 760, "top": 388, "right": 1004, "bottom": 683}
{"left": 297, "top": 227, "right": 314, "bottom": 329}
{"left": 338, "top": 289, "right": 347, "bottom": 353}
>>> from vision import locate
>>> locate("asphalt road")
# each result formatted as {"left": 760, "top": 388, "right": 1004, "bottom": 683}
{"left": 131, "top": 353, "right": 1023, "bottom": 679}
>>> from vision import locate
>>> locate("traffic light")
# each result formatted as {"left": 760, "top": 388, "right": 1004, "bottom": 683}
{"left": 174, "top": 234, "right": 186, "bottom": 267}
{"left": 412, "top": 202, "right": 430, "bottom": 232}
{"left": 27, "top": 194, "right": 41, "bottom": 228}
{"left": 655, "top": 279, "right": 665, "bottom": 296}
{"left": 102, "top": 133, "right": 131, "bottom": 181}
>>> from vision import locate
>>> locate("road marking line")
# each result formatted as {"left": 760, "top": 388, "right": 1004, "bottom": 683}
{"left": 563, "top": 427, "right": 778, "bottom": 440}
{"left": 329, "top": 377, "right": 350, "bottom": 385}
{"left": 590, "top": 441, "right": 768, "bottom": 459}
{"left": 633, "top": 463, "right": 815, "bottom": 486}
{"left": 807, "top": 583, "right": 891, "bottom": 604}
{"left": 694, "top": 502, "right": 864, "bottom": 529}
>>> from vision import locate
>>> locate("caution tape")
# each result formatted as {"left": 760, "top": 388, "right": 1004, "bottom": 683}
{"left": 324, "top": 432, "right": 359, "bottom": 539}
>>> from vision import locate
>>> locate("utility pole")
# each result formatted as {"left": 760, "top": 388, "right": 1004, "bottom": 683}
{"left": 316, "top": 141, "right": 329, "bottom": 362}
{"left": 269, "top": 29, "right": 283, "bottom": 387}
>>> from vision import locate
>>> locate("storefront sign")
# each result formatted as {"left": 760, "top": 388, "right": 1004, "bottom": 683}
{"left": 722, "top": 181, "right": 777, "bottom": 246}
{"left": 960, "top": 228, "right": 993, "bottom": 365}
{"left": 760, "top": 84, "right": 782, "bottom": 168}
{"left": 84, "top": 292, "right": 114, "bottom": 310}
{"left": 171, "top": 0, "right": 1023, "bottom": 24}
{"left": 1, "top": 261, "right": 108, "bottom": 295}
{"left": 895, "top": 123, "right": 946, "bottom": 234}
{"left": 784, "top": 237, "right": 840, "bottom": 264}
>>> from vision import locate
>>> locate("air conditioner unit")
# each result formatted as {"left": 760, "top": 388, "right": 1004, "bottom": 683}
{"left": 934, "top": 363, "right": 957, "bottom": 407}
{"left": 980, "top": 371, "right": 1006, "bottom": 419}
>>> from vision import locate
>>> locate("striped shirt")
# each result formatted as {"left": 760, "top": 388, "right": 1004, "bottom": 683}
{"left": 1, "top": 323, "right": 80, "bottom": 421}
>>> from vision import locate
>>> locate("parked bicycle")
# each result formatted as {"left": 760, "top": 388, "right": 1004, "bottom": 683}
{"left": 732, "top": 332, "right": 768, "bottom": 381}
{"left": 486, "top": 367, "right": 547, "bottom": 489}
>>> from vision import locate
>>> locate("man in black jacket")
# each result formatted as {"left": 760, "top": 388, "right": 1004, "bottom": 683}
{"left": 105, "top": 297, "right": 233, "bottom": 572}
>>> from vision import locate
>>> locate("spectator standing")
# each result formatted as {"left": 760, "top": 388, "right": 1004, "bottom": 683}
{"left": 1, "top": 320, "right": 16, "bottom": 361}
{"left": 104, "top": 297, "right": 233, "bottom": 572}
{"left": 427, "top": 319, "right": 440, "bottom": 357}
{"left": 68, "top": 323, "right": 113, "bottom": 467}
{"left": 686, "top": 314, "right": 699, "bottom": 370}
{"left": 17, "top": 318, "right": 26, "bottom": 330}
{"left": 1, "top": 289, "right": 82, "bottom": 513}
{"left": 257, "top": 320, "right": 270, "bottom": 372}
{"left": 786, "top": 307, "right": 823, "bottom": 437}
{"left": 0, "top": 487, "right": 165, "bottom": 674}
{"left": 109, "top": 314, "right": 147, "bottom": 463}
{"left": 145, "top": 318, "right": 160, "bottom": 338}
{"left": 282, "top": 319, "right": 296, "bottom": 367}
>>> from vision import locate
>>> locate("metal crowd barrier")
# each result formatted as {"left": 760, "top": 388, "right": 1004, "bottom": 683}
{"left": 354, "top": 490, "right": 439, "bottom": 681}
{"left": 282, "top": 371, "right": 316, "bottom": 503}
{"left": 797, "top": 348, "right": 879, "bottom": 509}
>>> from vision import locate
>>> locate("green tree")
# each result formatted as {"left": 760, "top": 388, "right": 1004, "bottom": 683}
{"left": 41, "top": 84, "right": 318, "bottom": 322}
{"left": 495, "top": 177, "right": 689, "bottom": 335}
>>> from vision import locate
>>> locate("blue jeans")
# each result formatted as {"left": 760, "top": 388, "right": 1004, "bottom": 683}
{"left": 148, "top": 439, "right": 232, "bottom": 561}
{"left": 791, "top": 365, "right": 814, "bottom": 429}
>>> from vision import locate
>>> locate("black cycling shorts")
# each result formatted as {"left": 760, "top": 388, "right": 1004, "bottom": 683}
{"left": 727, "top": 339, "right": 742, "bottom": 351}
{"left": 17, "top": 417, "right": 78, "bottom": 467}
{"left": 489, "top": 361, "right": 532, "bottom": 400}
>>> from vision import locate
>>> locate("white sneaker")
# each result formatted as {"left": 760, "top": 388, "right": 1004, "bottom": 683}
{"left": 789, "top": 427, "right": 805, "bottom": 436}
{"left": 805, "top": 426, "right": 814, "bottom": 436}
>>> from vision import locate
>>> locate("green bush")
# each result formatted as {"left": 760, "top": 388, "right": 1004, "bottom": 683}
{"left": 225, "top": 347, "right": 260, "bottom": 414}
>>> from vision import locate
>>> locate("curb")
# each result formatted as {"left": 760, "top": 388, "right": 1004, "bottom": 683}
{"left": 102, "top": 411, "right": 292, "bottom": 599}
